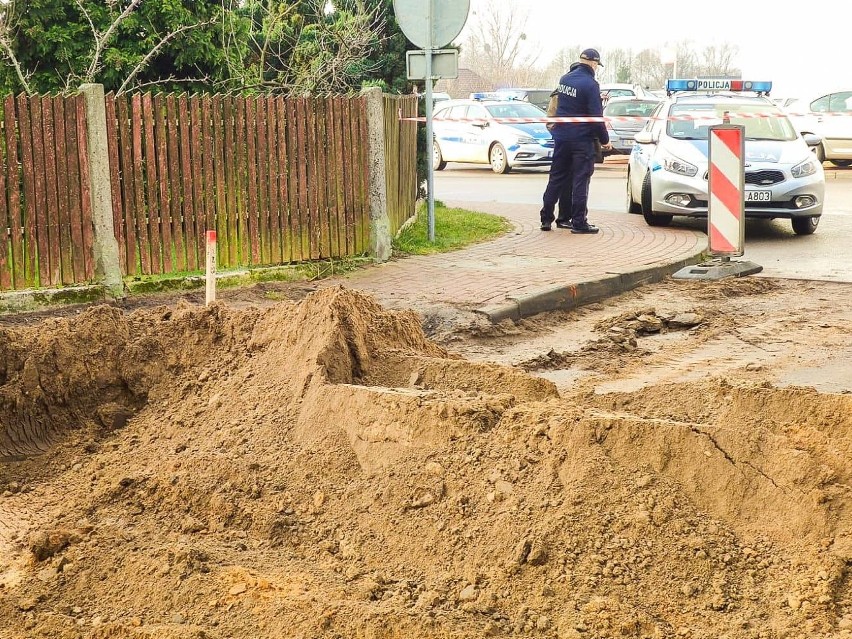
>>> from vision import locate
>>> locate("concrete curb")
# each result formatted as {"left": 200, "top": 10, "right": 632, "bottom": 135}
{"left": 0, "top": 285, "right": 108, "bottom": 314}
{"left": 476, "top": 248, "right": 707, "bottom": 323}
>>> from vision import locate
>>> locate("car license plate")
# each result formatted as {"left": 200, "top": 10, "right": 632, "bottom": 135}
{"left": 745, "top": 190, "right": 771, "bottom": 202}
{"left": 623, "top": 139, "right": 634, "bottom": 147}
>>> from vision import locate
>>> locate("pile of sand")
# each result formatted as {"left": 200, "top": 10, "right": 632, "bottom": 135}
{"left": 1, "top": 286, "right": 850, "bottom": 638}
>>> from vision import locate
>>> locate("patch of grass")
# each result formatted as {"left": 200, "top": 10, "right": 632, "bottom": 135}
{"left": 393, "top": 200, "right": 513, "bottom": 255}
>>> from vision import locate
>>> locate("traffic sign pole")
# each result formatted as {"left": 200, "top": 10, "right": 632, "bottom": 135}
{"left": 392, "top": 0, "right": 468, "bottom": 244}
{"left": 424, "top": 0, "right": 435, "bottom": 242}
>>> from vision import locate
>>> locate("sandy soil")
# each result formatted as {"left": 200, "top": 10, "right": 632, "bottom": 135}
{"left": 1, "top": 276, "right": 851, "bottom": 639}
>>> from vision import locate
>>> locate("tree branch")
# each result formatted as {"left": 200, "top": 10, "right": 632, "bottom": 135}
{"left": 116, "top": 19, "right": 214, "bottom": 95}
{"left": 85, "top": 0, "right": 143, "bottom": 81}
{"left": 0, "top": 29, "right": 33, "bottom": 94}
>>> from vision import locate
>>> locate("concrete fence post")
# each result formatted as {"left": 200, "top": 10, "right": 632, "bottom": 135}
{"left": 360, "top": 86, "right": 391, "bottom": 263}
{"left": 79, "top": 83, "right": 124, "bottom": 299}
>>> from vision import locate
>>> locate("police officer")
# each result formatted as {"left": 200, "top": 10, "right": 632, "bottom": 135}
{"left": 540, "top": 48, "right": 612, "bottom": 233}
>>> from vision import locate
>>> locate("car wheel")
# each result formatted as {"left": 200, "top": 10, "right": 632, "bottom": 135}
{"left": 791, "top": 215, "right": 820, "bottom": 235}
{"left": 489, "top": 143, "right": 511, "bottom": 174}
{"left": 626, "top": 169, "right": 641, "bottom": 214}
{"left": 813, "top": 142, "right": 826, "bottom": 163}
{"left": 830, "top": 159, "right": 852, "bottom": 168}
{"left": 641, "top": 172, "right": 673, "bottom": 226}
{"left": 433, "top": 141, "right": 447, "bottom": 170}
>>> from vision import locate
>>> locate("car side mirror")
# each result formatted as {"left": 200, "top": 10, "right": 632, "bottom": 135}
{"left": 803, "top": 133, "right": 822, "bottom": 148}
{"left": 634, "top": 130, "right": 655, "bottom": 145}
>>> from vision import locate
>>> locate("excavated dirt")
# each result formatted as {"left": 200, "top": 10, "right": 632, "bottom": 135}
{"left": 1, "top": 278, "right": 852, "bottom": 639}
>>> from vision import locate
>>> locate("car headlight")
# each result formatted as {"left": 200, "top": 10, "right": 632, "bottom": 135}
{"left": 791, "top": 157, "right": 818, "bottom": 178}
{"left": 661, "top": 153, "right": 698, "bottom": 177}
{"left": 516, "top": 136, "right": 539, "bottom": 145}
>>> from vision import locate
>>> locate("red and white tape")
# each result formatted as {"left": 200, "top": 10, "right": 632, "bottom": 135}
{"left": 398, "top": 111, "right": 851, "bottom": 124}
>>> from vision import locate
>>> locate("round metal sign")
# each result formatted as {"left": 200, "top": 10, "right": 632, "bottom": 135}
{"left": 393, "top": 0, "right": 470, "bottom": 49}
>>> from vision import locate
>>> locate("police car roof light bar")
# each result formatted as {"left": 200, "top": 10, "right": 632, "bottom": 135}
{"left": 665, "top": 79, "right": 772, "bottom": 97}
{"left": 469, "top": 92, "right": 503, "bottom": 101}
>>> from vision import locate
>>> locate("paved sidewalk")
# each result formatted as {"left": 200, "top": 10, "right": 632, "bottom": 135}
{"left": 326, "top": 199, "right": 708, "bottom": 322}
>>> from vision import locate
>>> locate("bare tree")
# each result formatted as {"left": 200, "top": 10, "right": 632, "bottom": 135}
{"left": 461, "top": 0, "right": 540, "bottom": 87}
{"left": 632, "top": 48, "right": 667, "bottom": 90}
{"left": 597, "top": 48, "right": 634, "bottom": 85}
{"left": 696, "top": 43, "right": 740, "bottom": 78}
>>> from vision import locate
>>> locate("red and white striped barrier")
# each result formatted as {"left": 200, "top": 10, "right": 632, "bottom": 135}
{"left": 707, "top": 126, "right": 745, "bottom": 256}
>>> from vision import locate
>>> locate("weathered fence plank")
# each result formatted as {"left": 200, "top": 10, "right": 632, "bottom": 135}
{"left": 0, "top": 103, "right": 9, "bottom": 290}
{"left": 131, "top": 94, "right": 150, "bottom": 274}
{"left": 190, "top": 96, "right": 205, "bottom": 268}
{"left": 104, "top": 93, "right": 126, "bottom": 274}
{"left": 153, "top": 94, "right": 172, "bottom": 273}
{"left": 284, "top": 98, "right": 301, "bottom": 262}
{"left": 265, "top": 97, "right": 281, "bottom": 265}
{"left": 51, "top": 97, "right": 73, "bottom": 284}
{"left": 116, "top": 94, "right": 137, "bottom": 274}
{"left": 165, "top": 95, "right": 185, "bottom": 272}
{"left": 142, "top": 93, "right": 163, "bottom": 273}
{"left": 222, "top": 96, "right": 237, "bottom": 268}
{"left": 275, "top": 96, "right": 293, "bottom": 262}
{"left": 212, "top": 95, "right": 228, "bottom": 267}
{"left": 255, "top": 96, "right": 269, "bottom": 264}
{"left": 4, "top": 96, "right": 24, "bottom": 288}
{"left": 202, "top": 96, "right": 215, "bottom": 245}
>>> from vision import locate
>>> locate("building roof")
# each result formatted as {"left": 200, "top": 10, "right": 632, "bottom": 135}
{"left": 434, "top": 68, "right": 493, "bottom": 100}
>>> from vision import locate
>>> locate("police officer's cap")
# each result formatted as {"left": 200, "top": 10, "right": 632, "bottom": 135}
{"left": 580, "top": 48, "right": 603, "bottom": 67}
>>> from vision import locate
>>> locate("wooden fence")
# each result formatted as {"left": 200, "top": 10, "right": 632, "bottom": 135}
{"left": 383, "top": 95, "right": 419, "bottom": 236}
{"left": 0, "top": 94, "right": 94, "bottom": 290}
{"left": 0, "top": 88, "right": 418, "bottom": 293}
{"left": 104, "top": 92, "right": 372, "bottom": 277}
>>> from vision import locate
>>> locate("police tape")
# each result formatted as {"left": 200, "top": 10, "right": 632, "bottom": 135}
{"left": 397, "top": 111, "right": 852, "bottom": 124}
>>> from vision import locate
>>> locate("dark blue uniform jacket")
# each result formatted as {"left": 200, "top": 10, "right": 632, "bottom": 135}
{"left": 551, "top": 64, "right": 609, "bottom": 145}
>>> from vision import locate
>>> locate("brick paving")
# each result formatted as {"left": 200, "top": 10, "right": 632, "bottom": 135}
{"left": 324, "top": 199, "right": 707, "bottom": 315}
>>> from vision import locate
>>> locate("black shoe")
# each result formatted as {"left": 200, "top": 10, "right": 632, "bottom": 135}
{"left": 540, "top": 222, "right": 552, "bottom": 231}
{"left": 570, "top": 223, "right": 600, "bottom": 234}
{"left": 555, "top": 221, "right": 572, "bottom": 229}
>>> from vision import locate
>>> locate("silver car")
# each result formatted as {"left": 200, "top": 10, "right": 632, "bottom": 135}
{"left": 432, "top": 98, "right": 553, "bottom": 174}
{"left": 627, "top": 84, "right": 825, "bottom": 235}
{"left": 603, "top": 96, "right": 661, "bottom": 155}
{"left": 785, "top": 91, "right": 852, "bottom": 167}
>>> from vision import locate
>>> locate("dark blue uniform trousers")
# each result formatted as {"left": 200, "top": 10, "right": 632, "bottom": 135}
{"left": 541, "top": 138, "right": 596, "bottom": 228}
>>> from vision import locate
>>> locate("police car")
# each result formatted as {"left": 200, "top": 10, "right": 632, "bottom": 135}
{"left": 626, "top": 79, "right": 825, "bottom": 235}
{"left": 432, "top": 95, "right": 553, "bottom": 174}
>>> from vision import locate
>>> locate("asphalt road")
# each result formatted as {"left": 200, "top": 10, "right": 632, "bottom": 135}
{"left": 434, "top": 160, "right": 852, "bottom": 283}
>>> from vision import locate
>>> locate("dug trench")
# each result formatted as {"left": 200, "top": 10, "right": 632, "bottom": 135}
{"left": 0, "top": 285, "right": 851, "bottom": 638}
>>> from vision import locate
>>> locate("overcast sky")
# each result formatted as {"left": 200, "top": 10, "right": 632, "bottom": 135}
{"left": 456, "top": 0, "right": 840, "bottom": 99}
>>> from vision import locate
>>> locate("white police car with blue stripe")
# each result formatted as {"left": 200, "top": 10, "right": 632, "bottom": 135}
{"left": 432, "top": 95, "right": 553, "bottom": 174}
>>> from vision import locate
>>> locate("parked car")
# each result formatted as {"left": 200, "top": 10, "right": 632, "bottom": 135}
{"left": 432, "top": 98, "right": 553, "bottom": 174}
{"left": 772, "top": 97, "right": 798, "bottom": 108}
{"left": 492, "top": 88, "right": 553, "bottom": 111}
{"left": 627, "top": 79, "right": 825, "bottom": 235}
{"left": 600, "top": 83, "right": 653, "bottom": 106}
{"left": 602, "top": 96, "right": 661, "bottom": 155}
{"left": 784, "top": 91, "right": 852, "bottom": 167}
